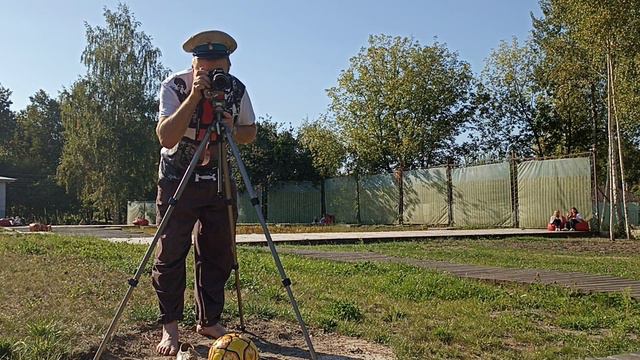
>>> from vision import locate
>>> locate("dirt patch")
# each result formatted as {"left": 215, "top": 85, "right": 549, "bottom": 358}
{"left": 90, "top": 319, "right": 395, "bottom": 360}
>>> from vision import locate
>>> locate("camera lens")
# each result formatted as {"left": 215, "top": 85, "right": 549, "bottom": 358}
{"left": 209, "top": 69, "right": 231, "bottom": 91}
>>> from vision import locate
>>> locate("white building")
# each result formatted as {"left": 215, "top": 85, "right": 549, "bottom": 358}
{"left": 0, "top": 176, "right": 16, "bottom": 218}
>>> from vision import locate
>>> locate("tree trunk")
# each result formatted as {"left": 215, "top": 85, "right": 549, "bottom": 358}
{"left": 591, "top": 150, "right": 600, "bottom": 231}
{"left": 590, "top": 83, "right": 600, "bottom": 231}
{"left": 447, "top": 162, "right": 454, "bottom": 227}
{"left": 320, "top": 179, "right": 326, "bottom": 217}
{"left": 355, "top": 172, "right": 361, "bottom": 224}
{"left": 261, "top": 185, "right": 268, "bottom": 222}
{"left": 510, "top": 152, "right": 519, "bottom": 228}
{"left": 396, "top": 166, "right": 404, "bottom": 225}
{"left": 600, "top": 173, "right": 609, "bottom": 230}
{"left": 609, "top": 56, "right": 631, "bottom": 239}
{"left": 606, "top": 52, "right": 619, "bottom": 240}
{"left": 590, "top": 83, "right": 599, "bottom": 152}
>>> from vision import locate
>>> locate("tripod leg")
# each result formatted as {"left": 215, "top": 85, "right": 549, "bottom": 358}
{"left": 222, "top": 125, "right": 318, "bottom": 360}
{"left": 93, "top": 124, "right": 216, "bottom": 360}
{"left": 220, "top": 145, "right": 246, "bottom": 330}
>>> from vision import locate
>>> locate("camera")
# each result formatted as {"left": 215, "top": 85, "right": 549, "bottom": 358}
{"left": 208, "top": 68, "right": 231, "bottom": 92}
{"left": 203, "top": 69, "right": 232, "bottom": 102}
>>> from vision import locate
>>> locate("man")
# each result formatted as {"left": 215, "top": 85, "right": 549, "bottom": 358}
{"left": 154, "top": 30, "right": 257, "bottom": 356}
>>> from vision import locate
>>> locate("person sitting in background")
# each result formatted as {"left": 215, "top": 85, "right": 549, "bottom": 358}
{"left": 319, "top": 213, "right": 335, "bottom": 226}
{"left": 549, "top": 210, "right": 564, "bottom": 231}
{"left": 326, "top": 213, "right": 335, "bottom": 225}
{"left": 566, "top": 207, "right": 584, "bottom": 231}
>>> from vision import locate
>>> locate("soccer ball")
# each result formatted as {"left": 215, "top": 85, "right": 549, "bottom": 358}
{"left": 208, "top": 333, "right": 260, "bottom": 360}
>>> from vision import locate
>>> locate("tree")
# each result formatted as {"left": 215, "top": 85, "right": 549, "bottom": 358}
{"left": 531, "top": 0, "right": 640, "bottom": 239}
{"left": 12, "top": 90, "right": 63, "bottom": 173}
{"left": 531, "top": 1, "right": 608, "bottom": 157}
{"left": 297, "top": 116, "right": 346, "bottom": 179}
{"left": 0, "top": 84, "right": 16, "bottom": 159}
{"left": 327, "top": 34, "right": 473, "bottom": 174}
{"left": 58, "top": 4, "right": 168, "bottom": 223}
{"left": 298, "top": 116, "right": 346, "bottom": 214}
{"left": 469, "top": 37, "right": 563, "bottom": 159}
{"left": 236, "top": 115, "right": 317, "bottom": 191}
{"left": 1, "top": 90, "right": 77, "bottom": 223}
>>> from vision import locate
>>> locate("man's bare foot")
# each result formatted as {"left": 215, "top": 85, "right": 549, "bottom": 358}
{"left": 196, "top": 323, "right": 226, "bottom": 338}
{"left": 156, "top": 321, "right": 179, "bottom": 356}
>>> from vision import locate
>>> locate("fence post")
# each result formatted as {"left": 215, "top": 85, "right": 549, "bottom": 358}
{"left": 591, "top": 149, "right": 600, "bottom": 231}
{"left": 510, "top": 152, "right": 519, "bottom": 228}
{"left": 396, "top": 168, "right": 404, "bottom": 225}
{"left": 355, "top": 173, "right": 361, "bottom": 224}
{"left": 446, "top": 162, "right": 453, "bottom": 227}
{"left": 261, "top": 185, "right": 268, "bottom": 222}
{"left": 320, "top": 179, "right": 326, "bottom": 217}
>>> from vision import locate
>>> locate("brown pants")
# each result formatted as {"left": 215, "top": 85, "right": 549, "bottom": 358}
{"left": 153, "top": 178, "right": 237, "bottom": 326}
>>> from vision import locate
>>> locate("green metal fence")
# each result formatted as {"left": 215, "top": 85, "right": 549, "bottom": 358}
{"left": 359, "top": 173, "right": 398, "bottom": 225}
{"left": 266, "top": 181, "right": 321, "bottom": 224}
{"left": 597, "top": 202, "right": 640, "bottom": 229}
{"left": 237, "top": 190, "right": 261, "bottom": 224}
{"left": 452, "top": 162, "right": 513, "bottom": 227}
{"left": 325, "top": 176, "right": 359, "bottom": 224}
{"left": 403, "top": 167, "right": 449, "bottom": 225}
{"left": 126, "top": 201, "right": 156, "bottom": 224}
{"left": 135, "top": 156, "right": 597, "bottom": 228}
{"left": 517, "top": 158, "right": 592, "bottom": 228}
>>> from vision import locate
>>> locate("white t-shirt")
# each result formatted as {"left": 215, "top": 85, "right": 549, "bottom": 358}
{"left": 159, "top": 68, "right": 255, "bottom": 126}
{"left": 157, "top": 68, "right": 255, "bottom": 181}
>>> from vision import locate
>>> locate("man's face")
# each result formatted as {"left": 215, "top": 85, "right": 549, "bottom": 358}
{"left": 192, "top": 57, "right": 230, "bottom": 72}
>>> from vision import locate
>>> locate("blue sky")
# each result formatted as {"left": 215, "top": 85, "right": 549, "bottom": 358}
{"left": 0, "top": 0, "right": 541, "bottom": 129}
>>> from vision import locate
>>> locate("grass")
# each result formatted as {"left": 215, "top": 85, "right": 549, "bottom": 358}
{"left": 1, "top": 233, "right": 640, "bottom": 359}
{"left": 283, "top": 236, "right": 640, "bottom": 280}
{"left": 8, "top": 320, "right": 68, "bottom": 360}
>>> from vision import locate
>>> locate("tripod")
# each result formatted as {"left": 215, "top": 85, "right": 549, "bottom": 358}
{"left": 93, "top": 102, "right": 318, "bottom": 360}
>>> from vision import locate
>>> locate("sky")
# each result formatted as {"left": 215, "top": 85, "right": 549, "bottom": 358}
{"left": 0, "top": 0, "right": 542, "bottom": 129}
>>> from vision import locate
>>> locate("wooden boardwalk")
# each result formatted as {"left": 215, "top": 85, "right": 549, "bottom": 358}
{"left": 234, "top": 228, "right": 587, "bottom": 244}
{"left": 589, "top": 353, "right": 640, "bottom": 360}
{"left": 282, "top": 249, "right": 640, "bottom": 299}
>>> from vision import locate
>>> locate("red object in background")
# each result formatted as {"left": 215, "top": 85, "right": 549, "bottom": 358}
{"left": 547, "top": 218, "right": 566, "bottom": 231}
{"left": 0, "top": 219, "right": 12, "bottom": 227}
{"left": 547, "top": 221, "right": 590, "bottom": 231}
{"left": 28, "top": 223, "right": 52, "bottom": 232}
{"left": 575, "top": 221, "right": 590, "bottom": 231}
{"left": 133, "top": 218, "right": 149, "bottom": 226}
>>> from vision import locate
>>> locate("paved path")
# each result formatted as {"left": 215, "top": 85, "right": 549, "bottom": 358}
{"left": 280, "top": 249, "right": 640, "bottom": 299}
{"left": 11, "top": 224, "right": 151, "bottom": 239}
{"left": 10, "top": 225, "right": 589, "bottom": 245}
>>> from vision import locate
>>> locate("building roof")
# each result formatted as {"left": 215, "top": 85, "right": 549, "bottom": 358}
{"left": 0, "top": 176, "right": 16, "bottom": 183}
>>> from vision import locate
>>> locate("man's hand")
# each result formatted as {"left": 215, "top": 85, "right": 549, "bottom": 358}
{"left": 188, "top": 68, "right": 211, "bottom": 103}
